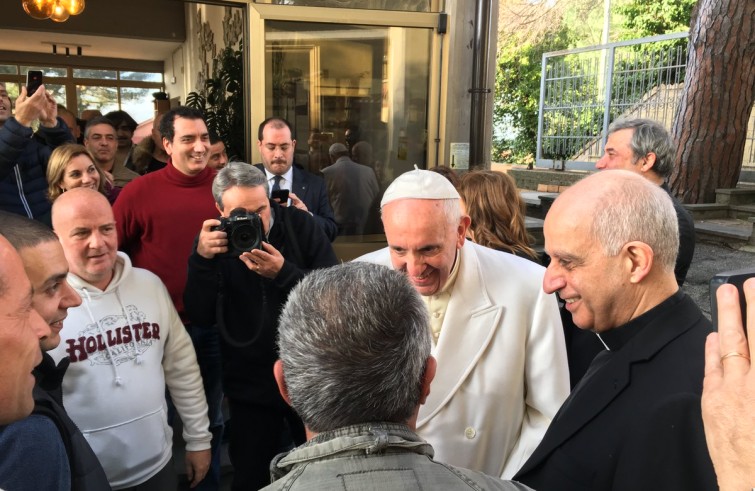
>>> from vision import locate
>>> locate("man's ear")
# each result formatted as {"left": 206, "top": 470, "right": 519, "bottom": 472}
{"left": 457, "top": 214, "right": 472, "bottom": 249}
{"left": 273, "top": 359, "right": 292, "bottom": 406}
{"left": 419, "top": 356, "right": 437, "bottom": 405}
{"left": 163, "top": 137, "right": 172, "bottom": 156}
{"left": 215, "top": 202, "right": 223, "bottom": 215}
{"left": 622, "top": 241, "right": 654, "bottom": 284}
{"left": 641, "top": 152, "right": 657, "bottom": 172}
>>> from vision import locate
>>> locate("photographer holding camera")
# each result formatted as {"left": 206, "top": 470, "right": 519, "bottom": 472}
{"left": 184, "top": 162, "right": 338, "bottom": 490}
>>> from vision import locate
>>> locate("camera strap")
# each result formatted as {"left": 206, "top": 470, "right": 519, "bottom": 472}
{"left": 281, "top": 208, "right": 305, "bottom": 267}
{"left": 215, "top": 270, "right": 267, "bottom": 349}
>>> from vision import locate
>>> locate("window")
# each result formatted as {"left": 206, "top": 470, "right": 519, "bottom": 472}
{"left": 0, "top": 63, "right": 163, "bottom": 125}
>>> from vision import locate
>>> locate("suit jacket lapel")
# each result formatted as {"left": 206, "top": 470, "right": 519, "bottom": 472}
{"left": 517, "top": 294, "right": 703, "bottom": 475}
{"left": 292, "top": 166, "right": 308, "bottom": 201}
{"left": 418, "top": 245, "right": 502, "bottom": 426}
{"left": 518, "top": 354, "right": 631, "bottom": 473}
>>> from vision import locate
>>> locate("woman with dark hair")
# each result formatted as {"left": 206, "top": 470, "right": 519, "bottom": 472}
{"left": 429, "top": 165, "right": 460, "bottom": 188}
{"left": 457, "top": 170, "right": 538, "bottom": 262}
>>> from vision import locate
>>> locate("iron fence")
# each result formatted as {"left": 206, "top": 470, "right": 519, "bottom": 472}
{"left": 536, "top": 31, "right": 755, "bottom": 172}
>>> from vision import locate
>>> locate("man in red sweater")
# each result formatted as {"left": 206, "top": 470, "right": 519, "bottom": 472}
{"left": 112, "top": 106, "right": 223, "bottom": 490}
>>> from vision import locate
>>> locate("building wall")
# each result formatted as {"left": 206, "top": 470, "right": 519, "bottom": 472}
{"left": 167, "top": 4, "right": 244, "bottom": 106}
{"left": 0, "top": 0, "right": 185, "bottom": 42}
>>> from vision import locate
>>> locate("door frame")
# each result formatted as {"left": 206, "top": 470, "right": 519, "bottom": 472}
{"left": 226, "top": 1, "right": 445, "bottom": 166}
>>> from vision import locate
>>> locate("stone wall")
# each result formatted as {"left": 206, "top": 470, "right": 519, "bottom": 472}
{"left": 509, "top": 168, "right": 589, "bottom": 192}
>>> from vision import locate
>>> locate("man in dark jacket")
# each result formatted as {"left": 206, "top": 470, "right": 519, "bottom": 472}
{"left": 0, "top": 82, "right": 74, "bottom": 225}
{"left": 184, "top": 162, "right": 338, "bottom": 490}
{"left": 595, "top": 118, "right": 694, "bottom": 286}
{"left": 0, "top": 211, "right": 110, "bottom": 491}
{"left": 254, "top": 117, "right": 338, "bottom": 241}
{"left": 513, "top": 171, "right": 716, "bottom": 491}
{"left": 565, "top": 118, "right": 698, "bottom": 388}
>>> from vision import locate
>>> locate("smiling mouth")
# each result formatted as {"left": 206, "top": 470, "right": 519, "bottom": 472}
{"left": 408, "top": 268, "right": 436, "bottom": 283}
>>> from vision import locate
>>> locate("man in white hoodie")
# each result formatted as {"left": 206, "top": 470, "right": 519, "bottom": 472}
{"left": 49, "top": 187, "right": 212, "bottom": 490}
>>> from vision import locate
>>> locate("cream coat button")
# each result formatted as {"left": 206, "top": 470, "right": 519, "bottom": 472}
{"left": 465, "top": 427, "right": 476, "bottom": 439}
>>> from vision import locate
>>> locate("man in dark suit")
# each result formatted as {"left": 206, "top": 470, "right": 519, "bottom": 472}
{"left": 514, "top": 170, "right": 716, "bottom": 491}
{"left": 255, "top": 117, "right": 337, "bottom": 241}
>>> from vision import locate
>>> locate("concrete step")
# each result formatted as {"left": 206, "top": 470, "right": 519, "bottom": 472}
{"left": 716, "top": 188, "right": 755, "bottom": 206}
{"left": 728, "top": 204, "right": 755, "bottom": 219}
{"left": 525, "top": 216, "right": 544, "bottom": 245}
{"left": 521, "top": 191, "right": 558, "bottom": 220}
{"left": 685, "top": 203, "right": 729, "bottom": 220}
{"left": 695, "top": 218, "right": 753, "bottom": 248}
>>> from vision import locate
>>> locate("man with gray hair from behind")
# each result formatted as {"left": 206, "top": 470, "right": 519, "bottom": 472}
{"left": 264, "top": 261, "right": 532, "bottom": 490}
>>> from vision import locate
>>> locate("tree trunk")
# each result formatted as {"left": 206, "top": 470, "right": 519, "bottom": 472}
{"left": 669, "top": 0, "right": 755, "bottom": 203}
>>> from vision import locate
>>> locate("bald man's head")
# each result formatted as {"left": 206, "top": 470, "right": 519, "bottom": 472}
{"left": 542, "top": 170, "right": 680, "bottom": 332}
{"left": 52, "top": 188, "right": 118, "bottom": 291}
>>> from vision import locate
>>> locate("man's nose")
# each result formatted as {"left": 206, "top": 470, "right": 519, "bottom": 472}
{"left": 595, "top": 155, "right": 607, "bottom": 169}
{"left": 405, "top": 253, "right": 425, "bottom": 277}
{"left": 89, "top": 231, "right": 104, "bottom": 249}
{"left": 61, "top": 281, "right": 82, "bottom": 309}
{"left": 29, "top": 309, "right": 51, "bottom": 340}
{"left": 542, "top": 265, "right": 566, "bottom": 295}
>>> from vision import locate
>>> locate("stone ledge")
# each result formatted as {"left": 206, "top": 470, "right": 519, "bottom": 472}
{"left": 715, "top": 188, "right": 755, "bottom": 205}
{"left": 729, "top": 204, "right": 755, "bottom": 219}
{"left": 684, "top": 203, "right": 729, "bottom": 220}
{"left": 695, "top": 222, "right": 751, "bottom": 240}
{"left": 509, "top": 168, "right": 589, "bottom": 191}
{"left": 695, "top": 219, "right": 755, "bottom": 248}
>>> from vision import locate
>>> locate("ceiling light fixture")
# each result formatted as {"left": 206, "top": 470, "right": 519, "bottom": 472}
{"left": 22, "top": 0, "right": 85, "bottom": 22}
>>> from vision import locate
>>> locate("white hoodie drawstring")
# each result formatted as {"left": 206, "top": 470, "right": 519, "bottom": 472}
{"left": 114, "top": 288, "right": 143, "bottom": 366}
{"left": 81, "top": 288, "right": 124, "bottom": 386}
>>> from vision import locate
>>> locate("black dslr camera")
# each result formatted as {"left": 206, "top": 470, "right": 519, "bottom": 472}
{"left": 212, "top": 208, "right": 264, "bottom": 256}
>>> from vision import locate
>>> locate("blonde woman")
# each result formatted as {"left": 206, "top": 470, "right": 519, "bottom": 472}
{"left": 47, "top": 143, "right": 120, "bottom": 203}
{"left": 457, "top": 170, "right": 538, "bottom": 262}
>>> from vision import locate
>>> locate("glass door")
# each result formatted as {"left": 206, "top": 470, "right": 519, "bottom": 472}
{"left": 248, "top": 4, "right": 441, "bottom": 248}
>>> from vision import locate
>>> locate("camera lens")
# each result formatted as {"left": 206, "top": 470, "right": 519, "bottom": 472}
{"left": 230, "top": 223, "right": 260, "bottom": 252}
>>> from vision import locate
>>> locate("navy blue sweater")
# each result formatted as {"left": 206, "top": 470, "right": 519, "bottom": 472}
{"left": 0, "top": 116, "right": 74, "bottom": 225}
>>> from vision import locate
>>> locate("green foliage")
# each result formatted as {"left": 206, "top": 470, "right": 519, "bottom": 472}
{"left": 186, "top": 42, "right": 246, "bottom": 161}
{"left": 493, "top": 26, "right": 575, "bottom": 163}
{"left": 617, "top": 0, "right": 696, "bottom": 38}
{"left": 609, "top": 0, "right": 694, "bottom": 123}
{"left": 492, "top": 0, "right": 697, "bottom": 165}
